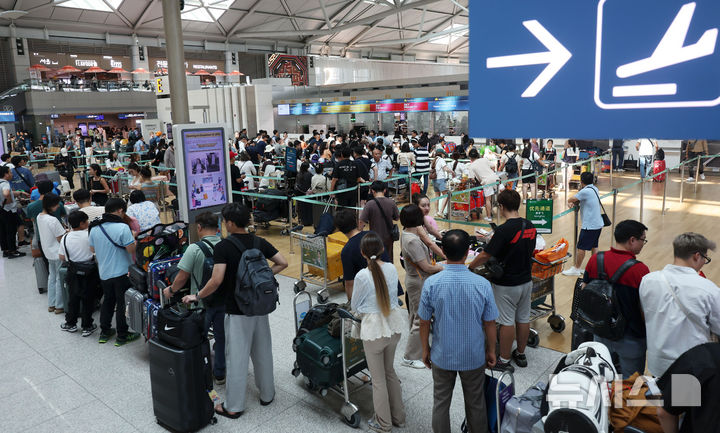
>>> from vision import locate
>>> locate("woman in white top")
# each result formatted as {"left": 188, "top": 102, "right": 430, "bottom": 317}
{"left": 105, "top": 150, "right": 123, "bottom": 171}
{"left": 37, "top": 193, "right": 67, "bottom": 314}
{"left": 520, "top": 144, "right": 545, "bottom": 201}
{"left": 430, "top": 148, "right": 453, "bottom": 218}
{"left": 350, "top": 232, "right": 406, "bottom": 433}
{"left": 127, "top": 163, "right": 143, "bottom": 190}
{"left": 235, "top": 152, "right": 257, "bottom": 190}
{"left": 396, "top": 142, "right": 415, "bottom": 177}
{"left": 450, "top": 151, "right": 468, "bottom": 179}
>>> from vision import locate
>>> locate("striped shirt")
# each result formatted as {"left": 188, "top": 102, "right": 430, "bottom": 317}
{"left": 414, "top": 146, "right": 430, "bottom": 172}
{"left": 418, "top": 264, "right": 499, "bottom": 371}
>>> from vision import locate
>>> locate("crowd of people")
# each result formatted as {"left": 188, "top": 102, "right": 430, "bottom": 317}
{"left": 1, "top": 125, "right": 717, "bottom": 433}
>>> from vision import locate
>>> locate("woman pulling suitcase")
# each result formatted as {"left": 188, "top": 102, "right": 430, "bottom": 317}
{"left": 350, "top": 232, "right": 407, "bottom": 432}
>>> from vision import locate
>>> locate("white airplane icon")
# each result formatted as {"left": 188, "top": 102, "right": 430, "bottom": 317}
{"left": 616, "top": 2, "right": 718, "bottom": 78}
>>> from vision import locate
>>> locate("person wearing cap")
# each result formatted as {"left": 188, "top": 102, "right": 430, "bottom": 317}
{"left": 431, "top": 148, "right": 453, "bottom": 218}
{"left": 54, "top": 147, "right": 77, "bottom": 190}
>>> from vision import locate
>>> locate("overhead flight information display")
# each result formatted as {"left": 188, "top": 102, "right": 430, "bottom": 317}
{"left": 276, "top": 96, "right": 469, "bottom": 116}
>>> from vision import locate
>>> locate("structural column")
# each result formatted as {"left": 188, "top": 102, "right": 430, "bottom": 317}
{"left": 161, "top": 0, "right": 190, "bottom": 124}
{"left": 8, "top": 35, "right": 30, "bottom": 85}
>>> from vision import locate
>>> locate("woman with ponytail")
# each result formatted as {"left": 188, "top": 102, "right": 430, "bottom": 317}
{"left": 351, "top": 232, "right": 406, "bottom": 433}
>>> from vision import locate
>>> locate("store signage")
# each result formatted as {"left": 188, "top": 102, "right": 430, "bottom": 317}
{"left": 50, "top": 114, "right": 59, "bottom": 119}
{"left": 75, "top": 115, "right": 105, "bottom": 120}
{"left": 75, "top": 59, "right": 98, "bottom": 68}
{"left": 277, "top": 96, "right": 469, "bottom": 116}
{"left": 118, "top": 113, "right": 146, "bottom": 119}
{"left": 192, "top": 64, "right": 218, "bottom": 71}
{"left": 471, "top": 0, "right": 720, "bottom": 139}
{"left": 0, "top": 111, "right": 16, "bottom": 122}
{"left": 526, "top": 199, "right": 553, "bottom": 234}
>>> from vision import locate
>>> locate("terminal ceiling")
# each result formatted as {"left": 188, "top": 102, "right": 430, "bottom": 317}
{"left": 0, "top": 0, "right": 469, "bottom": 59}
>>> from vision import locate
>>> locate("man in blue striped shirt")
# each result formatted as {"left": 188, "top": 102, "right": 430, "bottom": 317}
{"left": 419, "top": 230, "right": 499, "bottom": 433}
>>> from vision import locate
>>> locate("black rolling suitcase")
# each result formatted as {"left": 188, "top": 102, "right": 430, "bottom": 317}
{"left": 569, "top": 277, "right": 595, "bottom": 350}
{"left": 149, "top": 338, "right": 215, "bottom": 432}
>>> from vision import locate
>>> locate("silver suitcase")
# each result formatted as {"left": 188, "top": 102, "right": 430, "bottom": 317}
{"left": 125, "top": 288, "right": 146, "bottom": 333}
{"left": 500, "top": 382, "right": 546, "bottom": 433}
{"left": 34, "top": 256, "right": 48, "bottom": 292}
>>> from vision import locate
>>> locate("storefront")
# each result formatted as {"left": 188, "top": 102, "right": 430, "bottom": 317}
{"left": 275, "top": 96, "right": 469, "bottom": 135}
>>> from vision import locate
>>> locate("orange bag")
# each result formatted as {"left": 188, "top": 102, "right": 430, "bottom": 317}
{"left": 610, "top": 373, "right": 664, "bottom": 433}
{"left": 534, "top": 238, "right": 570, "bottom": 263}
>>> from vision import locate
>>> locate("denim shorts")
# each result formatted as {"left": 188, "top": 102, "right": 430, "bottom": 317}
{"left": 433, "top": 178, "right": 448, "bottom": 193}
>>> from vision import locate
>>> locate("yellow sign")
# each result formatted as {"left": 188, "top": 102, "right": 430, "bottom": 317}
{"left": 156, "top": 77, "right": 164, "bottom": 94}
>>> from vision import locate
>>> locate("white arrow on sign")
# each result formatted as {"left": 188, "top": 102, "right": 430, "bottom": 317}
{"left": 531, "top": 219, "right": 548, "bottom": 226}
{"left": 486, "top": 20, "right": 572, "bottom": 98}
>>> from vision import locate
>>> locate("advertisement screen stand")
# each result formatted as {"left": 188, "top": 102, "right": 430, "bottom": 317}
{"left": 173, "top": 124, "right": 232, "bottom": 233}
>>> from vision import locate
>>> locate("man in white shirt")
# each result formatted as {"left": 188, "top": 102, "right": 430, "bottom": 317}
{"left": 73, "top": 189, "right": 105, "bottom": 223}
{"left": 635, "top": 138, "right": 658, "bottom": 180}
{"left": 371, "top": 147, "right": 393, "bottom": 181}
{"left": 467, "top": 148, "right": 499, "bottom": 222}
{"left": 640, "top": 232, "right": 720, "bottom": 377}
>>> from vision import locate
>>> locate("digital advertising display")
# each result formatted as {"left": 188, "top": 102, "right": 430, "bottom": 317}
{"left": 182, "top": 128, "right": 228, "bottom": 211}
{"left": 276, "top": 96, "right": 469, "bottom": 115}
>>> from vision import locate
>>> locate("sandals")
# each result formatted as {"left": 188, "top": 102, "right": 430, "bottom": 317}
{"left": 214, "top": 403, "right": 242, "bottom": 419}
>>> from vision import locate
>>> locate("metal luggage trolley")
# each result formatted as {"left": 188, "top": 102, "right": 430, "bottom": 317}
{"left": 526, "top": 254, "right": 571, "bottom": 347}
{"left": 291, "top": 292, "right": 371, "bottom": 428}
{"left": 291, "top": 232, "right": 340, "bottom": 304}
{"left": 449, "top": 183, "right": 482, "bottom": 221}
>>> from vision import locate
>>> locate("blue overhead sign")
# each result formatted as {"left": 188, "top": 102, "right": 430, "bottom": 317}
{"left": 471, "top": 1, "right": 720, "bottom": 139}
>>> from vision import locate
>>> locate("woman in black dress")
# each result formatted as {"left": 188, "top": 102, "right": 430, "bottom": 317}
{"left": 89, "top": 163, "right": 110, "bottom": 206}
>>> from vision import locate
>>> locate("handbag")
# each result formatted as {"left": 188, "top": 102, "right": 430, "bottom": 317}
{"left": 429, "top": 157, "right": 438, "bottom": 180}
{"left": 63, "top": 235, "right": 98, "bottom": 277}
{"left": 372, "top": 197, "right": 400, "bottom": 242}
{"left": 589, "top": 187, "right": 612, "bottom": 227}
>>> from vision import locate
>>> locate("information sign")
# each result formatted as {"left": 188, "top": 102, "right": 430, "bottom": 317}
{"left": 526, "top": 199, "right": 553, "bottom": 234}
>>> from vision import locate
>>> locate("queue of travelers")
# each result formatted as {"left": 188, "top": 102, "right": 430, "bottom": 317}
{"left": 2, "top": 127, "right": 717, "bottom": 433}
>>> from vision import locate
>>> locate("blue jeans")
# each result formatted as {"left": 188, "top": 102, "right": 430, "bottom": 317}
{"left": 594, "top": 334, "right": 646, "bottom": 379}
{"left": 639, "top": 155, "right": 652, "bottom": 179}
{"left": 612, "top": 148, "right": 624, "bottom": 169}
{"left": 420, "top": 173, "right": 429, "bottom": 194}
{"left": 47, "top": 259, "right": 64, "bottom": 310}
{"left": 205, "top": 305, "right": 226, "bottom": 377}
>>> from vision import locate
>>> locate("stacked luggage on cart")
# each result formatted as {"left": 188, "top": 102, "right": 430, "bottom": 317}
{"left": 123, "top": 220, "right": 217, "bottom": 432}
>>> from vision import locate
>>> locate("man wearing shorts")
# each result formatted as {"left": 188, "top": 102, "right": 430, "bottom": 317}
{"left": 468, "top": 189, "right": 537, "bottom": 372}
{"left": 563, "top": 172, "right": 604, "bottom": 276}
{"left": 467, "top": 148, "right": 499, "bottom": 222}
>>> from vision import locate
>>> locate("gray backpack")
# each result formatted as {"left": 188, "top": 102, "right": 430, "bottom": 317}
{"left": 227, "top": 236, "right": 279, "bottom": 316}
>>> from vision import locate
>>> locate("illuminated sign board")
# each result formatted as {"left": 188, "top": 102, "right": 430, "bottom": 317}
{"left": 0, "top": 111, "right": 15, "bottom": 122}
{"left": 118, "top": 113, "right": 146, "bottom": 119}
{"left": 75, "top": 115, "right": 105, "bottom": 120}
{"left": 277, "top": 96, "right": 468, "bottom": 115}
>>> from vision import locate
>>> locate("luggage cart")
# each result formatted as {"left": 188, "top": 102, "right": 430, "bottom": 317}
{"left": 526, "top": 254, "right": 571, "bottom": 348}
{"left": 291, "top": 232, "right": 341, "bottom": 304}
{"left": 291, "top": 292, "right": 370, "bottom": 428}
{"left": 449, "top": 185, "right": 483, "bottom": 221}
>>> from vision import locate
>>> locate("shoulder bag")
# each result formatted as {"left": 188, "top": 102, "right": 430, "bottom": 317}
{"left": 485, "top": 219, "right": 527, "bottom": 281}
{"left": 63, "top": 234, "right": 98, "bottom": 276}
{"left": 429, "top": 157, "right": 438, "bottom": 180}
{"left": 372, "top": 197, "right": 400, "bottom": 241}
{"left": 660, "top": 272, "right": 718, "bottom": 343}
{"left": 589, "top": 186, "right": 612, "bottom": 227}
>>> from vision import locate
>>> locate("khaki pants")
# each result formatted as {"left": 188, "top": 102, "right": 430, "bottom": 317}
{"left": 403, "top": 275, "right": 423, "bottom": 360}
{"left": 363, "top": 333, "right": 406, "bottom": 430}
{"left": 431, "top": 365, "right": 488, "bottom": 433}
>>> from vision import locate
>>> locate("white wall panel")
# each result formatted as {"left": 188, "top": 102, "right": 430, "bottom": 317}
{"left": 310, "top": 57, "right": 468, "bottom": 86}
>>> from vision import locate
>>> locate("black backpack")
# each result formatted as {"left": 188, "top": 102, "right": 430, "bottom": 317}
{"left": 505, "top": 153, "right": 518, "bottom": 175}
{"left": 298, "top": 303, "right": 339, "bottom": 335}
{"left": 193, "top": 239, "right": 222, "bottom": 305}
{"left": 226, "top": 235, "right": 279, "bottom": 316}
{"left": 572, "top": 252, "right": 637, "bottom": 341}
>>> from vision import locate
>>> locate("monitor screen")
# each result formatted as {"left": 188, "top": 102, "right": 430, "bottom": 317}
{"left": 182, "top": 128, "right": 228, "bottom": 211}
{"left": 277, "top": 104, "right": 290, "bottom": 116}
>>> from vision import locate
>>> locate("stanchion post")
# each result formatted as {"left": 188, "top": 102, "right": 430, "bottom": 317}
{"left": 679, "top": 163, "right": 685, "bottom": 203}
{"left": 694, "top": 156, "right": 701, "bottom": 193}
{"left": 573, "top": 205, "right": 579, "bottom": 260}
{"left": 288, "top": 198, "right": 294, "bottom": 255}
{"left": 609, "top": 157, "right": 613, "bottom": 189}
{"left": 662, "top": 168, "right": 668, "bottom": 215}
{"left": 611, "top": 189, "right": 617, "bottom": 249}
{"left": 407, "top": 172, "right": 412, "bottom": 203}
{"left": 446, "top": 190, "right": 452, "bottom": 229}
{"left": 639, "top": 178, "right": 645, "bottom": 223}
{"left": 564, "top": 164, "right": 569, "bottom": 207}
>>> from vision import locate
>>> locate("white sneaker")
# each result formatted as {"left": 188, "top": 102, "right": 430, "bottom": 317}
{"left": 484, "top": 217, "right": 493, "bottom": 222}
{"left": 561, "top": 267, "right": 583, "bottom": 276}
{"left": 686, "top": 177, "right": 695, "bottom": 182}
{"left": 401, "top": 358, "right": 426, "bottom": 369}
{"left": 700, "top": 174, "right": 706, "bottom": 180}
